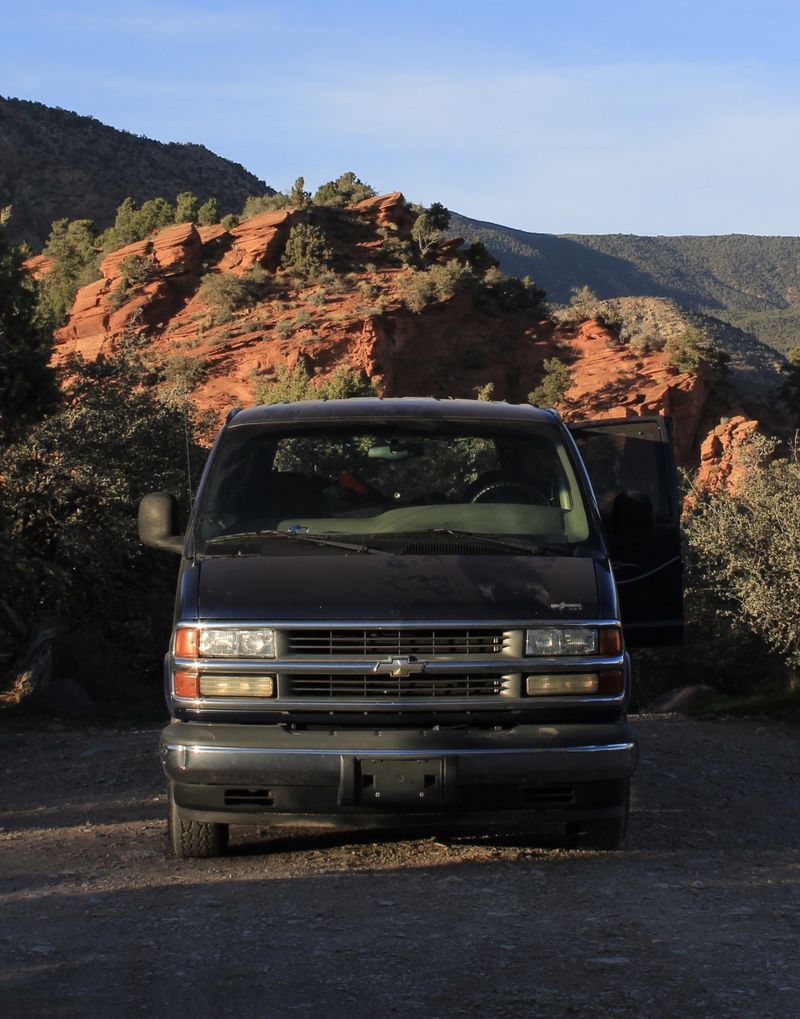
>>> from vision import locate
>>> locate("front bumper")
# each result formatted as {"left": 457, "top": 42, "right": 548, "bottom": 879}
{"left": 162, "top": 721, "right": 637, "bottom": 829}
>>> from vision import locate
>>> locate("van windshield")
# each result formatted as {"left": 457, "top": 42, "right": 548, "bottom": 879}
{"left": 195, "top": 422, "right": 597, "bottom": 554}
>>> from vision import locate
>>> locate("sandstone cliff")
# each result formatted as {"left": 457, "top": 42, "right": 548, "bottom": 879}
{"left": 49, "top": 192, "right": 748, "bottom": 480}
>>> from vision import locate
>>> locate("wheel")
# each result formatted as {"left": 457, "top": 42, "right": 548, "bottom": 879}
{"left": 167, "top": 783, "right": 229, "bottom": 859}
{"left": 470, "top": 480, "right": 549, "bottom": 504}
{"left": 565, "top": 783, "right": 630, "bottom": 852}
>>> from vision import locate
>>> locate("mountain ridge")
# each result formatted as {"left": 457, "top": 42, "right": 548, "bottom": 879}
{"left": 0, "top": 96, "right": 271, "bottom": 247}
{"left": 450, "top": 213, "right": 800, "bottom": 356}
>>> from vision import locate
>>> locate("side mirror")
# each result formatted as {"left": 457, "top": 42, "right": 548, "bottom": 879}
{"left": 138, "top": 493, "right": 184, "bottom": 554}
{"left": 611, "top": 491, "right": 654, "bottom": 542}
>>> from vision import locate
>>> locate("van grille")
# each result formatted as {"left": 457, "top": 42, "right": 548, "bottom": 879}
{"left": 286, "top": 629, "right": 505, "bottom": 657}
{"left": 287, "top": 674, "right": 505, "bottom": 698}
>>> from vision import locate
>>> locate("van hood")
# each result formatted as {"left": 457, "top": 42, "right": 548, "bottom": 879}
{"left": 191, "top": 553, "right": 600, "bottom": 622}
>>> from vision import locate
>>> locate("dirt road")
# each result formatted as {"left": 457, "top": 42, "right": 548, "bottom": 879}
{"left": 1, "top": 715, "right": 799, "bottom": 1018}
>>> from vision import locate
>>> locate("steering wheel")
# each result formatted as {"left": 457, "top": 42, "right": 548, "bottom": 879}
{"left": 470, "top": 480, "right": 550, "bottom": 505}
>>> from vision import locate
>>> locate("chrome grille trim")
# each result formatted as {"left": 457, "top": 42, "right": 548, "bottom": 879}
{"left": 286, "top": 628, "right": 505, "bottom": 657}
{"left": 287, "top": 673, "right": 506, "bottom": 699}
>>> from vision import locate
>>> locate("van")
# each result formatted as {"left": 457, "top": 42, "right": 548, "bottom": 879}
{"left": 139, "top": 399, "right": 681, "bottom": 858}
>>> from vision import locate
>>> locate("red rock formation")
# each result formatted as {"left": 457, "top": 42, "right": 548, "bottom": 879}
{"left": 696, "top": 416, "right": 760, "bottom": 495}
{"left": 218, "top": 210, "right": 300, "bottom": 273}
{"left": 562, "top": 320, "right": 710, "bottom": 466}
{"left": 23, "top": 254, "right": 53, "bottom": 279}
{"left": 51, "top": 194, "right": 738, "bottom": 487}
{"left": 352, "top": 192, "right": 412, "bottom": 233}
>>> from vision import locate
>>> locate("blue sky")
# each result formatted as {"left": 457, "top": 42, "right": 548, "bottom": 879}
{"left": 3, "top": 0, "right": 800, "bottom": 234}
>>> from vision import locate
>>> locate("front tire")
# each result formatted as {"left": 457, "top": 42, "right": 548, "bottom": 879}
{"left": 168, "top": 783, "right": 229, "bottom": 859}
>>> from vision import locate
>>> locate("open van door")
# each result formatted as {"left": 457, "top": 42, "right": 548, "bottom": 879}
{"left": 568, "top": 416, "right": 683, "bottom": 647}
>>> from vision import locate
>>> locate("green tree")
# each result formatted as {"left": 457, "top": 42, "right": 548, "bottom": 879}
{"left": 99, "top": 197, "right": 175, "bottom": 250}
{"left": 38, "top": 217, "right": 101, "bottom": 327}
{"left": 566, "top": 285, "right": 600, "bottom": 322}
{"left": 313, "top": 172, "right": 376, "bottom": 208}
{"left": 280, "top": 223, "right": 334, "bottom": 280}
{"left": 528, "top": 357, "right": 572, "bottom": 408}
{"left": 410, "top": 202, "right": 450, "bottom": 258}
{"left": 686, "top": 434, "right": 800, "bottom": 673}
{"left": 664, "top": 324, "right": 711, "bottom": 373}
{"left": 0, "top": 335, "right": 201, "bottom": 696}
{"left": 197, "top": 197, "right": 220, "bottom": 226}
{"left": 289, "top": 177, "right": 311, "bottom": 208}
{"left": 174, "top": 191, "right": 200, "bottom": 224}
{"left": 0, "top": 208, "right": 55, "bottom": 442}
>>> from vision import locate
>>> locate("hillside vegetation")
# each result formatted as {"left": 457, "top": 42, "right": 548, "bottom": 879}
{"left": 0, "top": 97, "right": 269, "bottom": 247}
{"left": 451, "top": 214, "right": 800, "bottom": 355}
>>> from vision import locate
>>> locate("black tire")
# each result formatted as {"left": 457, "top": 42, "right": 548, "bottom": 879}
{"left": 167, "top": 784, "right": 229, "bottom": 859}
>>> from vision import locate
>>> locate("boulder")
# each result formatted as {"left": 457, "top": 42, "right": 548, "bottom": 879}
{"left": 219, "top": 209, "right": 299, "bottom": 273}
{"left": 352, "top": 192, "right": 413, "bottom": 234}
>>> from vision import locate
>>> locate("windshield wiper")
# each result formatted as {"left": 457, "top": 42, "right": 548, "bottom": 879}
{"left": 203, "top": 530, "right": 385, "bottom": 554}
{"left": 415, "top": 528, "right": 576, "bottom": 556}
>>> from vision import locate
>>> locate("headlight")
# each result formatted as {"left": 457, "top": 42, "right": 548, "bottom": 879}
{"left": 525, "top": 627, "right": 598, "bottom": 656}
{"left": 175, "top": 627, "right": 276, "bottom": 659}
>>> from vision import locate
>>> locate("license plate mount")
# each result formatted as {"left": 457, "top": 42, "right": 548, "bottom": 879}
{"left": 357, "top": 757, "right": 444, "bottom": 806}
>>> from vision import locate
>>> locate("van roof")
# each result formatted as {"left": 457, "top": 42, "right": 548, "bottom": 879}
{"left": 228, "top": 398, "right": 558, "bottom": 429}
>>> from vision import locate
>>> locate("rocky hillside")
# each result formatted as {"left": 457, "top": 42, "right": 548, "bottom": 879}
{"left": 48, "top": 191, "right": 763, "bottom": 490}
{"left": 0, "top": 97, "right": 269, "bottom": 248}
{"left": 451, "top": 213, "right": 800, "bottom": 356}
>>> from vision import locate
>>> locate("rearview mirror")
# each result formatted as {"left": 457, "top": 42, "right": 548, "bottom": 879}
{"left": 138, "top": 492, "right": 184, "bottom": 554}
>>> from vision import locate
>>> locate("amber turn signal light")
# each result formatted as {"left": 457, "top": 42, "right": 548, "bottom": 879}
{"left": 175, "top": 628, "right": 199, "bottom": 659}
{"left": 599, "top": 627, "right": 623, "bottom": 656}
{"left": 174, "top": 671, "right": 199, "bottom": 697}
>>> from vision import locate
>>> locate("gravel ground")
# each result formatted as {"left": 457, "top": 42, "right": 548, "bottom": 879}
{"left": 1, "top": 714, "right": 799, "bottom": 1019}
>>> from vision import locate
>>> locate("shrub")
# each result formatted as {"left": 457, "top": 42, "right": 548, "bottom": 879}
{"left": 528, "top": 357, "right": 572, "bottom": 407}
{"left": 160, "top": 353, "right": 207, "bottom": 407}
{"left": 474, "top": 382, "right": 495, "bottom": 401}
{"left": 664, "top": 324, "right": 711, "bottom": 373}
{"left": 255, "top": 361, "right": 378, "bottom": 405}
{"left": 313, "top": 172, "right": 376, "bottom": 208}
{"left": 118, "top": 254, "right": 155, "bottom": 285}
{"left": 397, "top": 261, "right": 474, "bottom": 313}
{"left": 273, "top": 318, "right": 294, "bottom": 339}
{"left": 198, "top": 267, "right": 271, "bottom": 317}
{"left": 294, "top": 310, "right": 312, "bottom": 327}
{"left": 221, "top": 213, "right": 239, "bottom": 230}
{"left": 397, "top": 269, "right": 436, "bottom": 313}
{"left": 481, "top": 268, "right": 547, "bottom": 315}
{"left": 685, "top": 433, "right": 800, "bottom": 672}
{"left": 242, "top": 193, "right": 291, "bottom": 219}
{"left": 280, "top": 223, "right": 333, "bottom": 280}
{"left": 566, "top": 285, "right": 601, "bottom": 322}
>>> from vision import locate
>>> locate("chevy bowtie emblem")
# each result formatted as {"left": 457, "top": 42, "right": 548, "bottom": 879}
{"left": 373, "top": 655, "right": 426, "bottom": 678}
